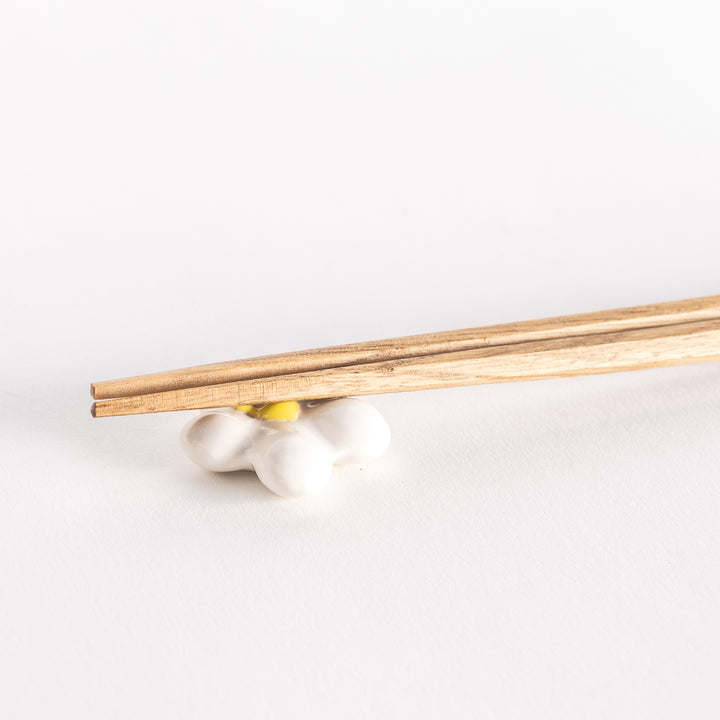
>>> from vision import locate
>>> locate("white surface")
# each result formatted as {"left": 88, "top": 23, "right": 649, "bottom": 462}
{"left": 1, "top": 1, "right": 720, "bottom": 717}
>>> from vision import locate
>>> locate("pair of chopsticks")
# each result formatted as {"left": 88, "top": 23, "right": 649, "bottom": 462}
{"left": 91, "top": 295, "right": 720, "bottom": 418}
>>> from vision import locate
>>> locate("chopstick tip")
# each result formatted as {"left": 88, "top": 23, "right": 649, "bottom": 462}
{"left": 90, "top": 403, "right": 97, "bottom": 418}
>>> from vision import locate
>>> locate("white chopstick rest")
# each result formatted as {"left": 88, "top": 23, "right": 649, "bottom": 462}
{"left": 181, "top": 398, "right": 391, "bottom": 498}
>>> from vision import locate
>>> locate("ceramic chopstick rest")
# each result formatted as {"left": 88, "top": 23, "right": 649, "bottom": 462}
{"left": 181, "top": 398, "right": 391, "bottom": 498}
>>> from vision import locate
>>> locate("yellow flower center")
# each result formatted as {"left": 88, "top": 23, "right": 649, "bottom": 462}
{"left": 234, "top": 401, "right": 300, "bottom": 422}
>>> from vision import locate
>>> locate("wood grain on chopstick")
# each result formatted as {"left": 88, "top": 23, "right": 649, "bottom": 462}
{"left": 91, "top": 318, "right": 720, "bottom": 418}
{"left": 90, "top": 294, "right": 720, "bottom": 400}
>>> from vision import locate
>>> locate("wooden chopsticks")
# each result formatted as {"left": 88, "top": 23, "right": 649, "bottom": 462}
{"left": 91, "top": 295, "right": 720, "bottom": 418}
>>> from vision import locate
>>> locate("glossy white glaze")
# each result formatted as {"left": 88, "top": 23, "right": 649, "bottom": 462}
{"left": 181, "top": 398, "right": 391, "bottom": 498}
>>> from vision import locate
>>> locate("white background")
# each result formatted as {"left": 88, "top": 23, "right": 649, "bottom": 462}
{"left": 1, "top": 1, "right": 720, "bottom": 717}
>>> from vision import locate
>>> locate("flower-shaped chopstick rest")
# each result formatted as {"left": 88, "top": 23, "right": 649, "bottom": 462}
{"left": 181, "top": 398, "right": 391, "bottom": 497}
